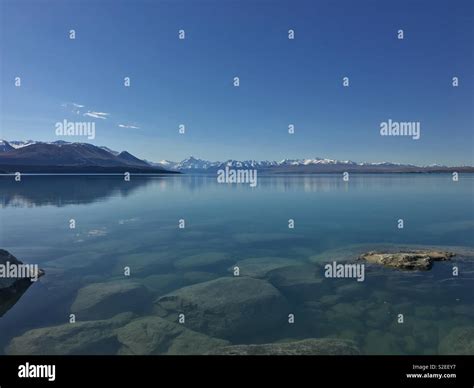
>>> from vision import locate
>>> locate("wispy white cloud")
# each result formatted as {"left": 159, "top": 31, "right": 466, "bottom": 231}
{"left": 118, "top": 124, "right": 140, "bottom": 129}
{"left": 84, "top": 111, "right": 109, "bottom": 120}
{"left": 62, "top": 102, "right": 85, "bottom": 115}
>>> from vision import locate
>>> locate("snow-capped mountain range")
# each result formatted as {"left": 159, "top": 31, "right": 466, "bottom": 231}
{"left": 151, "top": 156, "right": 428, "bottom": 170}
{"left": 1, "top": 140, "right": 471, "bottom": 173}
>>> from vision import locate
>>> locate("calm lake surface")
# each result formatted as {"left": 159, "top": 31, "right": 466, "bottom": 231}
{"left": 0, "top": 174, "right": 473, "bottom": 354}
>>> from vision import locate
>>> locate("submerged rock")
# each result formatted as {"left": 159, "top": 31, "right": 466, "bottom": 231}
{"left": 71, "top": 280, "right": 151, "bottom": 320}
{"left": 116, "top": 316, "right": 229, "bottom": 355}
{"left": 439, "top": 326, "right": 474, "bottom": 355}
{"left": 155, "top": 277, "right": 288, "bottom": 339}
{"left": 6, "top": 312, "right": 134, "bottom": 355}
{"left": 208, "top": 338, "right": 360, "bottom": 355}
{"left": 359, "top": 250, "right": 454, "bottom": 270}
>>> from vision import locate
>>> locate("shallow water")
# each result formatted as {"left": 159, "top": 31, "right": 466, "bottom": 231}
{"left": 0, "top": 174, "right": 473, "bottom": 354}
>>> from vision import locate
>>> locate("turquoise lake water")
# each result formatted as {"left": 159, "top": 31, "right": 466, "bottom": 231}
{"left": 0, "top": 174, "right": 473, "bottom": 354}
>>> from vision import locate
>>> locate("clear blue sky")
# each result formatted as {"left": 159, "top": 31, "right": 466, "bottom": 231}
{"left": 1, "top": 0, "right": 473, "bottom": 165}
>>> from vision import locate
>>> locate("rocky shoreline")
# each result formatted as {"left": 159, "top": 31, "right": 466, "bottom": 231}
{"left": 2, "top": 244, "right": 473, "bottom": 355}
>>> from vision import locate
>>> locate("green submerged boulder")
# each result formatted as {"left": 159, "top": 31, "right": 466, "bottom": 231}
{"left": 71, "top": 280, "right": 151, "bottom": 320}
{"left": 6, "top": 313, "right": 135, "bottom": 355}
{"left": 154, "top": 277, "right": 289, "bottom": 340}
{"left": 116, "top": 316, "right": 229, "bottom": 355}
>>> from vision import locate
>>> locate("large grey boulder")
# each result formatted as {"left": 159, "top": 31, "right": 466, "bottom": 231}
{"left": 116, "top": 316, "right": 229, "bottom": 355}
{"left": 71, "top": 280, "right": 151, "bottom": 320}
{"left": 155, "top": 277, "right": 288, "bottom": 340}
{"left": 208, "top": 338, "right": 360, "bottom": 355}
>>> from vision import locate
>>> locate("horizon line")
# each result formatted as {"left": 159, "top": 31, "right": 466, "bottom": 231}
{"left": 1, "top": 138, "right": 472, "bottom": 168}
